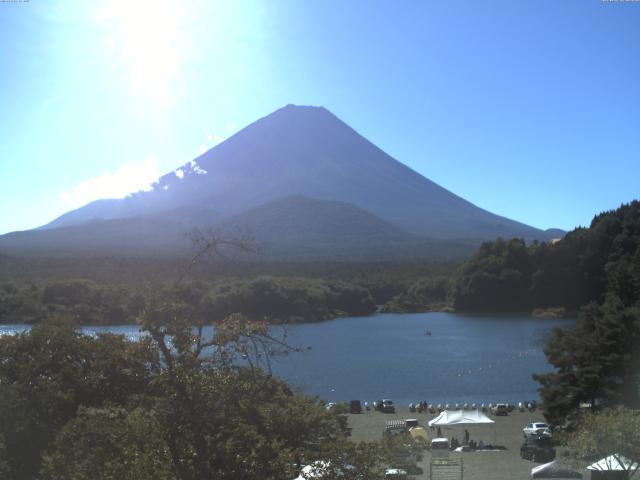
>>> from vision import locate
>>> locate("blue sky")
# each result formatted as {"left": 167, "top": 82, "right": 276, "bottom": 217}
{"left": 1, "top": 0, "right": 639, "bottom": 235}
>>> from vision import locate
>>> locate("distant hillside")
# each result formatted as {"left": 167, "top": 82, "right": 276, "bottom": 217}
{"left": 223, "top": 195, "right": 408, "bottom": 240}
{"left": 1, "top": 104, "right": 563, "bottom": 258}
{"left": 219, "top": 195, "right": 476, "bottom": 260}
{"left": 0, "top": 196, "right": 477, "bottom": 260}
{"left": 0, "top": 216, "right": 189, "bottom": 256}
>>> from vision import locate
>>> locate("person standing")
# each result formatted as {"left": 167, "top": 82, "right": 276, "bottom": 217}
{"left": 464, "top": 429, "right": 470, "bottom": 444}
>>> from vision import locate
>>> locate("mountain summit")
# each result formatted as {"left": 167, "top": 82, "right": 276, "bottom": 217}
{"left": 2, "top": 105, "right": 559, "bottom": 258}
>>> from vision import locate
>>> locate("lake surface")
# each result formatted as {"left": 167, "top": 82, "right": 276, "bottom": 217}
{"left": 0, "top": 312, "right": 573, "bottom": 405}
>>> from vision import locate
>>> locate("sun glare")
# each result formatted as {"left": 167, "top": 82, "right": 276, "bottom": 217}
{"left": 96, "top": 0, "right": 189, "bottom": 107}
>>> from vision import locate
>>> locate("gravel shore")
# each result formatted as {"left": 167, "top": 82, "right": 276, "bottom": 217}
{"left": 346, "top": 406, "right": 585, "bottom": 480}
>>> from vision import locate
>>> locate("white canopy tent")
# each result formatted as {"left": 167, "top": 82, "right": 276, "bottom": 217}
{"left": 587, "top": 455, "right": 638, "bottom": 472}
{"left": 587, "top": 455, "right": 639, "bottom": 480}
{"left": 531, "top": 460, "right": 583, "bottom": 479}
{"left": 428, "top": 409, "right": 496, "bottom": 443}
{"left": 428, "top": 409, "right": 495, "bottom": 427}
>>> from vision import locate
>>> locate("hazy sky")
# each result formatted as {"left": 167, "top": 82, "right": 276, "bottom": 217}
{"left": 1, "top": 0, "right": 639, "bottom": 235}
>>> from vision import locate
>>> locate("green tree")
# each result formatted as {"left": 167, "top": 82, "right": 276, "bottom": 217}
{"left": 0, "top": 312, "right": 384, "bottom": 480}
{"left": 452, "top": 201, "right": 640, "bottom": 312}
{"left": 137, "top": 303, "right": 360, "bottom": 480}
{"left": 534, "top": 303, "right": 640, "bottom": 427}
{"left": 380, "top": 276, "right": 449, "bottom": 313}
{"left": 40, "top": 406, "right": 175, "bottom": 480}
{"left": 0, "top": 317, "right": 158, "bottom": 479}
{"left": 0, "top": 433, "right": 9, "bottom": 478}
{"left": 563, "top": 407, "right": 640, "bottom": 480}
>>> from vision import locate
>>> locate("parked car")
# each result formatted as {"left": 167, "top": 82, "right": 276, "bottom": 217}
{"left": 430, "top": 437, "right": 450, "bottom": 459}
{"left": 374, "top": 399, "right": 395, "bottom": 412}
{"left": 520, "top": 435, "right": 556, "bottom": 462}
{"left": 490, "top": 403, "right": 509, "bottom": 416}
{"left": 350, "top": 400, "right": 362, "bottom": 414}
{"left": 382, "top": 399, "right": 396, "bottom": 413}
{"left": 385, "top": 468, "right": 408, "bottom": 479}
{"left": 523, "top": 422, "right": 552, "bottom": 437}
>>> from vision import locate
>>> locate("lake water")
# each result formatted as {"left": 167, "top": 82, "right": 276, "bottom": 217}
{"left": 0, "top": 312, "right": 573, "bottom": 406}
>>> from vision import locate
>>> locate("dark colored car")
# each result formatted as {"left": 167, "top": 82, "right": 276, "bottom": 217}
{"left": 491, "top": 403, "right": 509, "bottom": 416}
{"left": 520, "top": 435, "right": 556, "bottom": 462}
{"left": 350, "top": 400, "right": 362, "bottom": 414}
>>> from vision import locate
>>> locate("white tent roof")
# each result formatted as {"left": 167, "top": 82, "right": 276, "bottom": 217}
{"left": 531, "top": 460, "right": 583, "bottom": 478}
{"left": 532, "top": 461, "right": 558, "bottom": 477}
{"left": 428, "top": 409, "right": 495, "bottom": 427}
{"left": 587, "top": 455, "right": 638, "bottom": 471}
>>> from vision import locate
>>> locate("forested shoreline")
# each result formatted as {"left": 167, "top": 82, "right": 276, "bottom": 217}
{"left": 2, "top": 201, "right": 639, "bottom": 325}
{"left": 451, "top": 201, "right": 640, "bottom": 313}
{"left": 0, "top": 258, "right": 455, "bottom": 326}
{"left": 0, "top": 277, "right": 377, "bottom": 326}
{"left": 2, "top": 202, "right": 639, "bottom": 328}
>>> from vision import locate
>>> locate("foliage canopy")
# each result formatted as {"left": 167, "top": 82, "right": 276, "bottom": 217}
{"left": 563, "top": 407, "right": 640, "bottom": 480}
{"left": 0, "top": 314, "right": 386, "bottom": 479}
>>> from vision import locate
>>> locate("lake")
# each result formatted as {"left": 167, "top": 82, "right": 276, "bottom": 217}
{"left": 0, "top": 312, "right": 573, "bottom": 406}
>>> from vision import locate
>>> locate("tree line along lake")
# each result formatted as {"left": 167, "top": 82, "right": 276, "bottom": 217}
{"left": 0, "top": 312, "right": 573, "bottom": 405}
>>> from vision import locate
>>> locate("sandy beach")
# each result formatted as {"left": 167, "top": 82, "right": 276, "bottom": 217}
{"left": 347, "top": 406, "right": 585, "bottom": 480}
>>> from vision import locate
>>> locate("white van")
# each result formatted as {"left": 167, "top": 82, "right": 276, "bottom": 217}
{"left": 430, "top": 437, "right": 450, "bottom": 459}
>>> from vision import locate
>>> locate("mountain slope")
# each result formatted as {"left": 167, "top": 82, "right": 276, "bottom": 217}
{"left": 0, "top": 196, "right": 477, "bottom": 259}
{"left": 40, "top": 104, "right": 557, "bottom": 242}
{"left": 221, "top": 195, "right": 409, "bottom": 242}
{"left": 218, "top": 195, "right": 476, "bottom": 260}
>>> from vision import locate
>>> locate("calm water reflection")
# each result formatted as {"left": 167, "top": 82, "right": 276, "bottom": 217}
{"left": 0, "top": 312, "right": 573, "bottom": 405}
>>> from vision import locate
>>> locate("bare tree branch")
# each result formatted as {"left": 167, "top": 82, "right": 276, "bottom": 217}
{"left": 184, "top": 226, "right": 265, "bottom": 274}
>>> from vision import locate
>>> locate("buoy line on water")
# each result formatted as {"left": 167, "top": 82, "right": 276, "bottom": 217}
{"left": 454, "top": 347, "right": 538, "bottom": 377}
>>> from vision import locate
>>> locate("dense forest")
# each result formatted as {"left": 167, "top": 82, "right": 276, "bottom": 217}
{"left": 3, "top": 201, "right": 638, "bottom": 325}
{"left": 0, "top": 258, "right": 455, "bottom": 325}
{"left": 451, "top": 201, "right": 640, "bottom": 312}
{"left": 0, "top": 277, "right": 377, "bottom": 326}
{"left": 0, "top": 254, "right": 456, "bottom": 285}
